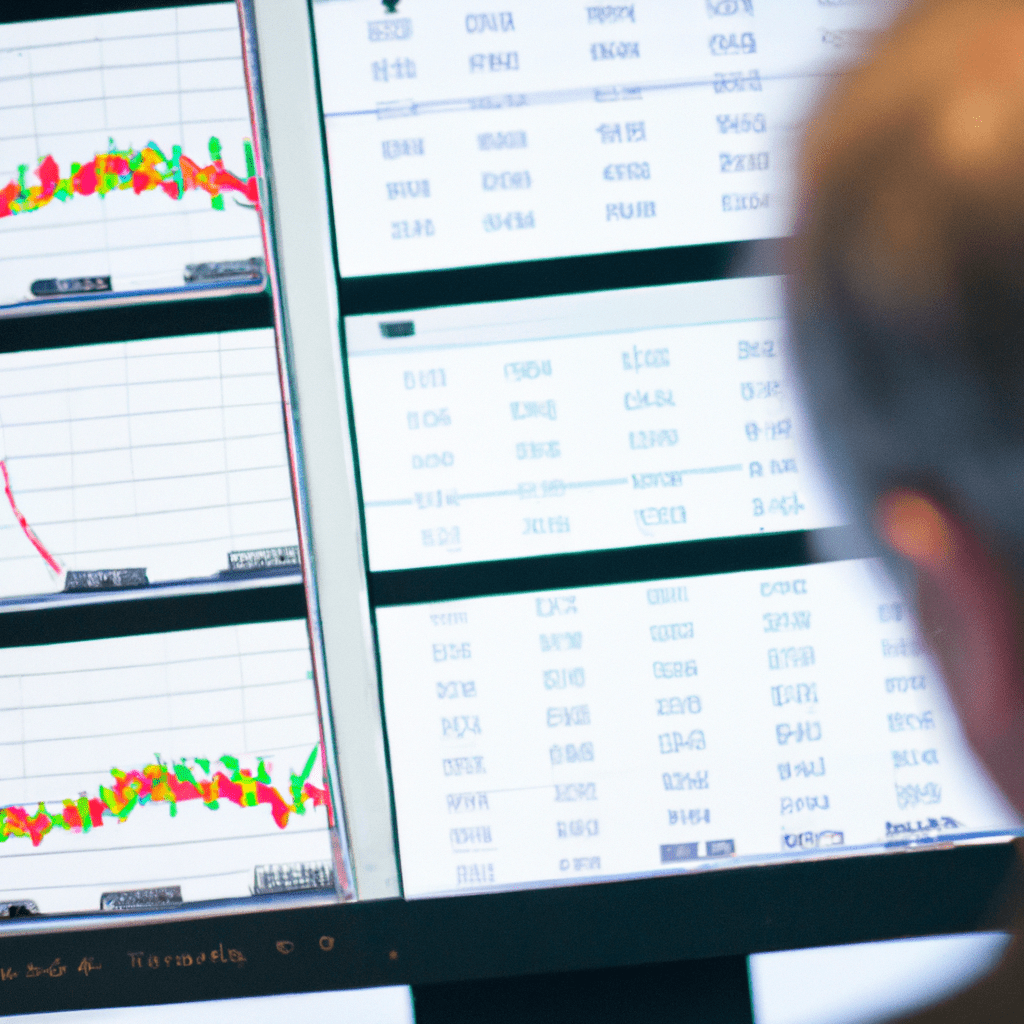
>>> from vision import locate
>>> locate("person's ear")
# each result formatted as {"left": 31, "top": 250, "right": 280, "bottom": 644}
{"left": 876, "top": 489, "right": 1024, "bottom": 811}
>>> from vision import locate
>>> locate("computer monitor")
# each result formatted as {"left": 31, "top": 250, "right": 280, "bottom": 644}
{"left": 0, "top": 0, "right": 1020, "bottom": 1016}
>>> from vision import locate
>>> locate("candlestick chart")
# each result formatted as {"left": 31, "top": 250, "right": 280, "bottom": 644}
{"left": 0, "top": 747, "right": 328, "bottom": 848}
{"left": 0, "top": 5, "right": 264, "bottom": 307}
{"left": 0, "top": 621, "right": 338, "bottom": 913}
{"left": 0, "top": 137, "right": 258, "bottom": 221}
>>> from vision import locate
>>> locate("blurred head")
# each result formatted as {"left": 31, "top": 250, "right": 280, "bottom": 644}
{"left": 788, "top": 0, "right": 1024, "bottom": 812}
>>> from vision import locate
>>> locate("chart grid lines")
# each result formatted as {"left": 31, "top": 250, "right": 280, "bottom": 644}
{"left": 0, "top": 4, "right": 263, "bottom": 307}
{"left": 0, "top": 710, "right": 316, "bottom": 750}
{"left": 0, "top": 620, "right": 335, "bottom": 910}
{"left": 0, "top": 327, "right": 299, "bottom": 600}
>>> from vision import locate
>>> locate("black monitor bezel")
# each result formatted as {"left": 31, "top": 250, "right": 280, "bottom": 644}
{"left": 0, "top": 840, "right": 1017, "bottom": 1014}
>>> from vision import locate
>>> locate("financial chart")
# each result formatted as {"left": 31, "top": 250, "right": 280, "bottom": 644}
{"left": 315, "top": 0, "right": 889, "bottom": 277}
{"left": 347, "top": 276, "right": 841, "bottom": 572}
{"left": 0, "top": 4, "right": 263, "bottom": 309}
{"left": 0, "top": 328, "right": 299, "bottom": 603}
{"left": 0, "top": 620, "right": 335, "bottom": 915}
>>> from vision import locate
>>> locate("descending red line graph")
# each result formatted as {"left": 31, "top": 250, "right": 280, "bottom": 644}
{"left": 0, "top": 460, "right": 62, "bottom": 575}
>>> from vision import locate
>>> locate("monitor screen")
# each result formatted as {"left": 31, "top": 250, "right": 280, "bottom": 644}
{"left": 0, "top": 2, "right": 345, "bottom": 927}
{"left": 303, "top": 0, "right": 1018, "bottom": 902}
{"left": 0, "top": 4, "right": 265, "bottom": 312}
{"left": 314, "top": 0, "right": 885, "bottom": 276}
{"left": 0, "top": 619, "right": 335, "bottom": 914}
{"left": 378, "top": 559, "right": 1012, "bottom": 897}
{"left": 340, "top": 278, "right": 1016, "bottom": 897}
{"left": 344, "top": 276, "right": 837, "bottom": 571}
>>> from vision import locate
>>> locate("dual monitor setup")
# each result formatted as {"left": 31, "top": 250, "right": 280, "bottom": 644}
{"left": 0, "top": 0, "right": 1018, "bottom": 1017}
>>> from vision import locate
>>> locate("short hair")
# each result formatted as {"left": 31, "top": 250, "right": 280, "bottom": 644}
{"left": 788, "top": 0, "right": 1024, "bottom": 577}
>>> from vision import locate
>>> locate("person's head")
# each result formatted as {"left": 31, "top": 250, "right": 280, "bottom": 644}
{"left": 788, "top": 0, "right": 1024, "bottom": 812}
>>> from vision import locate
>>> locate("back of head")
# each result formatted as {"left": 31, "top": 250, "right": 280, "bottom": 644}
{"left": 790, "top": 0, "right": 1024, "bottom": 819}
{"left": 790, "top": 0, "right": 1024, "bottom": 577}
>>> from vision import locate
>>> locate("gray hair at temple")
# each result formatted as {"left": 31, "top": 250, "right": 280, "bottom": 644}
{"left": 786, "top": 0, "right": 1024, "bottom": 582}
